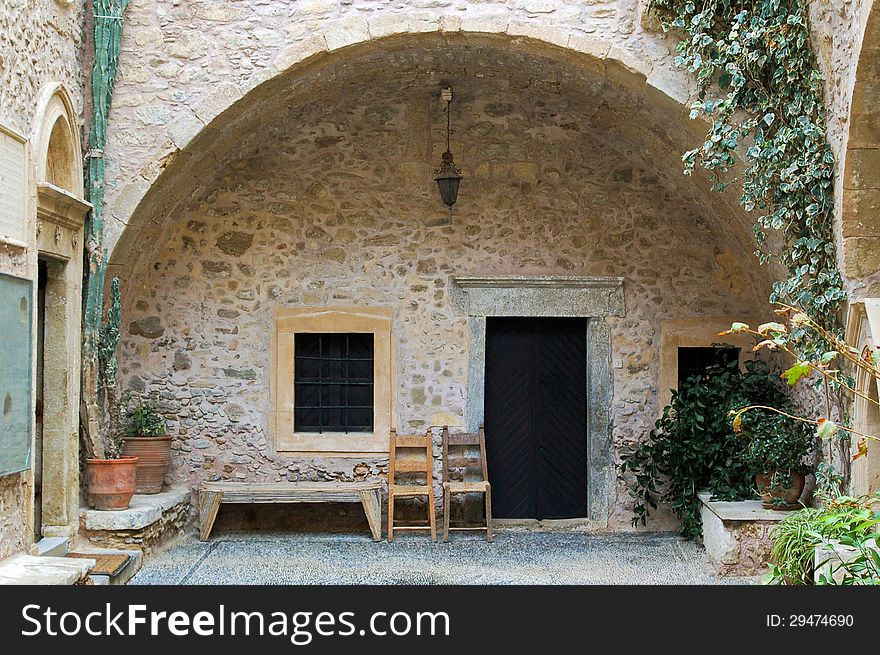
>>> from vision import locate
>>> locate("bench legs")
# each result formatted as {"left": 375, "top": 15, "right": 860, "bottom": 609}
{"left": 200, "top": 487, "right": 383, "bottom": 542}
{"left": 359, "top": 488, "right": 382, "bottom": 542}
{"left": 199, "top": 490, "right": 224, "bottom": 542}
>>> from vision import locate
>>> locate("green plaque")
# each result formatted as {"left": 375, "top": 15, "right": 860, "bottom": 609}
{"left": 0, "top": 273, "right": 32, "bottom": 476}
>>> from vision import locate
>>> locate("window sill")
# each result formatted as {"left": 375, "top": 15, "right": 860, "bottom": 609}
{"left": 275, "top": 431, "right": 388, "bottom": 454}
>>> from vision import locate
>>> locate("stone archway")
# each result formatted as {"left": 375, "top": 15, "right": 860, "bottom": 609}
{"left": 842, "top": 3, "right": 880, "bottom": 287}
{"left": 104, "top": 30, "right": 776, "bottom": 530}
{"left": 101, "top": 24, "right": 773, "bottom": 274}
{"left": 32, "top": 84, "right": 91, "bottom": 540}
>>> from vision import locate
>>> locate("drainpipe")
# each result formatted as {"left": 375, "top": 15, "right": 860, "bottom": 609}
{"left": 81, "top": 0, "right": 130, "bottom": 459}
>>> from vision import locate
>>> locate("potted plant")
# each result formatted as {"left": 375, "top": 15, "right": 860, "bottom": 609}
{"left": 120, "top": 401, "right": 171, "bottom": 494}
{"left": 740, "top": 411, "right": 816, "bottom": 510}
{"left": 85, "top": 420, "right": 138, "bottom": 511}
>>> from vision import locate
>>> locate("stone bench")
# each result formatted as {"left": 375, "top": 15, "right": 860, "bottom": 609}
{"left": 699, "top": 492, "right": 794, "bottom": 576}
{"left": 199, "top": 480, "right": 383, "bottom": 542}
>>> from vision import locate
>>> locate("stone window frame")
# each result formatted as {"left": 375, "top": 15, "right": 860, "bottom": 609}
{"left": 657, "top": 316, "right": 758, "bottom": 411}
{"left": 449, "top": 275, "right": 624, "bottom": 526}
{"left": 271, "top": 306, "right": 395, "bottom": 455}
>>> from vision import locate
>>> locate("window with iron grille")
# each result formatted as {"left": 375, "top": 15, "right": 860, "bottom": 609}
{"left": 294, "top": 333, "right": 374, "bottom": 433}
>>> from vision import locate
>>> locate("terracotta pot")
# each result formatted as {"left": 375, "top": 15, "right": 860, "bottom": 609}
{"left": 122, "top": 435, "right": 172, "bottom": 494}
{"left": 756, "top": 471, "right": 806, "bottom": 511}
{"left": 85, "top": 457, "right": 139, "bottom": 510}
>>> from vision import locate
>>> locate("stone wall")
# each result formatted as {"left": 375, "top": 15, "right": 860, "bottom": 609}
{"left": 0, "top": 0, "right": 85, "bottom": 561}
{"left": 116, "top": 44, "right": 770, "bottom": 530}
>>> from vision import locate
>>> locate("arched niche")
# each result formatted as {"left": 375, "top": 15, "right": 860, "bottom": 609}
{"left": 34, "top": 84, "right": 83, "bottom": 198}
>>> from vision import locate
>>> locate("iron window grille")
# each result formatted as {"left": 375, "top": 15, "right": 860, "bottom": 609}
{"left": 294, "top": 333, "right": 374, "bottom": 433}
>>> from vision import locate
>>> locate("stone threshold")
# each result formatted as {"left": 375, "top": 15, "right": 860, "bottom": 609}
{"left": 493, "top": 518, "right": 608, "bottom": 532}
{"left": 81, "top": 488, "right": 190, "bottom": 532}
{"left": 0, "top": 554, "right": 93, "bottom": 585}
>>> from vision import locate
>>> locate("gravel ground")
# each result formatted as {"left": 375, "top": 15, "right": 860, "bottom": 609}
{"left": 131, "top": 531, "right": 752, "bottom": 585}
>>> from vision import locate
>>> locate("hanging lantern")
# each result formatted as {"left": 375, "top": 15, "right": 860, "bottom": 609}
{"left": 434, "top": 87, "right": 462, "bottom": 208}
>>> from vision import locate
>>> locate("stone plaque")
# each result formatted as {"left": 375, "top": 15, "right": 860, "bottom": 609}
{"left": 0, "top": 124, "right": 27, "bottom": 243}
{"left": 0, "top": 273, "right": 32, "bottom": 476}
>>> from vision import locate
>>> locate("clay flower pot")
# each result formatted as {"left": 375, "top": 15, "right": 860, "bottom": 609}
{"left": 756, "top": 471, "right": 806, "bottom": 511}
{"left": 122, "top": 435, "right": 172, "bottom": 494}
{"left": 85, "top": 457, "right": 139, "bottom": 510}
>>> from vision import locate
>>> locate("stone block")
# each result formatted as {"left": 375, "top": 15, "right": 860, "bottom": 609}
{"left": 843, "top": 148, "right": 880, "bottom": 190}
{"left": 459, "top": 12, "right": 508, "bottom": 34}
{"left": 193, "top": 82, "right": 243, "bottom": 126}
{"left": 32, "top": 536, "right": 69, "bottom": 557}
{"left": 0, "top": 554, "right": 93, "bottom": 585}
{"left": 844, "top": 236, "right": 880, "bottom": 278}
{"left": 168, "top": 112, "right": 205, "bottom": 151}
{"left": 507, "top": 21, "right": 570, "bottom": 49}
{"left": 110, "top": 175, "right": 152, "bottom": 226}
{"left": 273, "top": 36, "right": 329, "bottom": 73}
{"left": 842, "top": 189, "right": 880, "bottom": 236}
{"left": 323, "top": 17, "right": 371, "bottom": 51}
{"left": 699, "top": 494, "right": 791, "bottom": 576}
{"left": 516, "top": 0, "right": 557, "bottom": 13}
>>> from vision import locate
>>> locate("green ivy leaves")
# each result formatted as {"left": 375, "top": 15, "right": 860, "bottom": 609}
{"left": 650, "top": 0, "right": 845, "bottom": 332}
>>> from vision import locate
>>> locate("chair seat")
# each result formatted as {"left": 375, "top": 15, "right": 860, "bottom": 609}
{"left": 391, "top": 484, "right": 432, "bottom": 497}
{"left": 444, "top": 481, "right": 490, "bottom": 493}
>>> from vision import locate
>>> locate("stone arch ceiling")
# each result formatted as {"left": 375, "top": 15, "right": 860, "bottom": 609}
{"left": 843, "top": 2, "right": 880, "bottom": 293}
{"left": 108, "top": 33, "right": 778, "bottom": 298}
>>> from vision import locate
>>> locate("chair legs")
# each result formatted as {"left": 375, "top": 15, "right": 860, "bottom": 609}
{"left": 442, "top": 488, "right": 494, "bottom": 543}
{"left": 442, "top": 486, "right": 451, "bottom": 543}
{"left": 485, "top": 485, "right": 493, "bottom": 543}
{"left": 428, "top": 489, "right": 437, "bottom": 543}
{"left": 386, "top": 491, "right": 437, "bottom": 542}
{"left": 387, "top": 494, "right": 395, "bottom": 542}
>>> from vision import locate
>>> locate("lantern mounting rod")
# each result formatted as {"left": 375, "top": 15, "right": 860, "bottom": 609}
{"left": 433, "top": 86, "right": 462, "bottom": 210}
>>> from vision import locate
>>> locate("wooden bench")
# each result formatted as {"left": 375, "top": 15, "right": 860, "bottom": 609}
{"left": 198, "top": 480, "right": 383, "bottom": 542}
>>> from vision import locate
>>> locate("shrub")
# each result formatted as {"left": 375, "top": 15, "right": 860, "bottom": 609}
{"left": 621, "top": 354, "right": 798, "bottom": 540}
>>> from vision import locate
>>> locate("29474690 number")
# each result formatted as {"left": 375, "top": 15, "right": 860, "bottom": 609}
{"left": 766, "top": 614, "right": 854, "bottom": 627}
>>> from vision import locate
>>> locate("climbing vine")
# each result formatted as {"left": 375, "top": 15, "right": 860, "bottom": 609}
{"left": 649, "top": 0, "right": 846, "bottom": 333}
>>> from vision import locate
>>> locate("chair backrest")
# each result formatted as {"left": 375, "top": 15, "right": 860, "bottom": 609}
{"left": 388, "top": 428, "right": 433, "bottom": 485}
{"left": 441, "top": 425, "right": 488, "bottom": 483}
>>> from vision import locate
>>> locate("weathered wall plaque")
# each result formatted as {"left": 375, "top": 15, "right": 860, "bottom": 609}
{"left": 0, "top": 124, "right": 27, "bottom": 244}
{"left": 0, "top": 273, "right": 32, "bottom": 476}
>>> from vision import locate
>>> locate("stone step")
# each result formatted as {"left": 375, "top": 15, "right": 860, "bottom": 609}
{"left": 32, "top": 536, "right": 69, "bottom": 557}
{"left": 81, "top": 488, "right": 190, "bottom": 531}
{"left": 0, "top": 554, "right": 93, "bottom": 585}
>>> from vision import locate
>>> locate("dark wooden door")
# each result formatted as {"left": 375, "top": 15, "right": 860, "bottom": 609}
{"left": 484, "top": 317, "right": 588, "bottom": 519}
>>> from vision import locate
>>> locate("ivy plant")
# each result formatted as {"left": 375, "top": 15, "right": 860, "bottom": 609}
{"left": 621, "top": 354, "right": 800, "bottom": 540}
{"left": 649, "top": 0, "right": 846, "bottom": 334}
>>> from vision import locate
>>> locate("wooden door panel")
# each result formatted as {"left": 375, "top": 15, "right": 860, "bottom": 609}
{"left": 485, "top": 317, "right": 588, "bottom": 520}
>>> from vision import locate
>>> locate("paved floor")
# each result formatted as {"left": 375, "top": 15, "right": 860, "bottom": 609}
{"left": 131, "top": 531, "right": 751, "bottom": 585}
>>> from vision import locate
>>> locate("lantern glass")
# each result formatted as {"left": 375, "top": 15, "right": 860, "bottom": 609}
{"left": 435, "top": 175, "right": 461, "bottom": 208}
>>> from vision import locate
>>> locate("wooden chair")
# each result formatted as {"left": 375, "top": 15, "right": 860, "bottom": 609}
{"left": 441, "top": 425, "right": 493, "bottom": 542}
{"left": 387, "top": 428, "right": 436, "bottom": 542}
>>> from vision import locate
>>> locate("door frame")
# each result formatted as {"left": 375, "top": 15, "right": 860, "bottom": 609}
{"left": 449, "top": 275, "right": 624, "bottom": 525}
